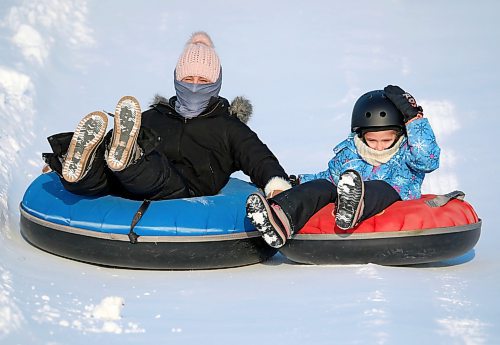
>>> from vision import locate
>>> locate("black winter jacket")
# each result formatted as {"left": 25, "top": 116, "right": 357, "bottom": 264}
{"left": 142, "top": 96, "right": 288, "bottom": 196}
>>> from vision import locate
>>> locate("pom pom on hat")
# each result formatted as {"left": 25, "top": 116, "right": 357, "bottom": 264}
{"left": 190, "top": 31, "right": 214, "bottom": 47}
{"left": 175, "top": 31, "right": 221, "bottom": 83}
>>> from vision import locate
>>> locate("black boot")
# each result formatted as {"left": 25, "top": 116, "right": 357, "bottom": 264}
{"left": 335, "top": 170, "right": 365, "bottom": 230}
{"left": 246, "top": 193, "right": 292, "bottom": 248}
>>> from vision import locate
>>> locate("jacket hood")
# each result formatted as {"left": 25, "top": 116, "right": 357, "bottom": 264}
{"left": 151, "top": 94, "right": 252, "bottom": 124}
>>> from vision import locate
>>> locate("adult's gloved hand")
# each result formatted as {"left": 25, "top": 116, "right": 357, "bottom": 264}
{"left": 384, "top": 85, "right": 423, "bottom": 122}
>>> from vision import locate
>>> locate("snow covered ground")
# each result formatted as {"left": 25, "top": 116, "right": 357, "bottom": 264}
{"left": 1, "top": 1, "right": 499, "bottom": 344}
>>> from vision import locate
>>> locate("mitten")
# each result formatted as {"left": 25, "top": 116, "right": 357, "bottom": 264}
{"left": 384, "top": 85, "right": 423, "bottom": 122}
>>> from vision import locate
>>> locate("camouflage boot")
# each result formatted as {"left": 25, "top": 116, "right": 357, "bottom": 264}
{"left": 106, "top": 96, "right": 142, "bottom": 171}
{"left": 62, "top": 111, "right": 108, "bottom": 183}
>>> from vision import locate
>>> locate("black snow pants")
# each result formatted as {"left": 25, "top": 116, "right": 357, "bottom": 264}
{"left": 270, "top": 179, "right": 401, "bottom": 234}
{"left": 46, "top": 131, "right": 191, "bottom": 200}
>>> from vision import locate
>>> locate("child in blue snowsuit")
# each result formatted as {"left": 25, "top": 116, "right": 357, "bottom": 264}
{"left": 246, "top": 85, "right": 441, "bottom": 248}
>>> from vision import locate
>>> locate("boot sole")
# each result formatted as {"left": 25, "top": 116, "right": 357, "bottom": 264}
{"left": 62, "top": 111, "right": 108, "bottom": 183}
{"left": 246, "top": 193, "right": 287, "bottom": 248}
{"left": 106, "top": 96, "right": 142, "bottom": 171}
{"left": 335, "top": 170, "right": 365, "bottom": 230}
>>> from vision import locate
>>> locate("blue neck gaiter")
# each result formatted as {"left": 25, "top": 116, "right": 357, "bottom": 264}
{"left": 174, "top": 70, "right": 222, "bottom": 119}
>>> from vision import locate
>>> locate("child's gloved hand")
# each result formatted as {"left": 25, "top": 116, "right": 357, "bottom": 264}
{"left": 384, "top": 85, "right": 423, "bottom": 122}
{"left": 289, "top": 175, "right": 300, "bottom": 187}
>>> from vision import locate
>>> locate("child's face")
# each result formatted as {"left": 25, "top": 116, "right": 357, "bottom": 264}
{"left": 363, "top": 130, "right": 398, "bottom": 151}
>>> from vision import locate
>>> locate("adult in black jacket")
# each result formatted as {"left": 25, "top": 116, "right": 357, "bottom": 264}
{"left": 43, "top": 31, "right": 291, "bottom": 200}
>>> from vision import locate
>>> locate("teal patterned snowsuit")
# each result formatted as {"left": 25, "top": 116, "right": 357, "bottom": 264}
{"left": 299, "top": 118, "right": 440, "bottom": 200}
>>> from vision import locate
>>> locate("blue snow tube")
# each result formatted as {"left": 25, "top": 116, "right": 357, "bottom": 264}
{"left": 20, "top": 172, "right": 276, "bottom": 269}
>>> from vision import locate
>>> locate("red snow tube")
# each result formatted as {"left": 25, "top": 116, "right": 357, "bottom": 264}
{"left": 279, "top": 193, "right": 481, "bottom": 265}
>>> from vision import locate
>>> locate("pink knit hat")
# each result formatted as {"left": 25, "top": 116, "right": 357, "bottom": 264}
{"left": 175, "top": 31, "right": 221, "bottom": 83}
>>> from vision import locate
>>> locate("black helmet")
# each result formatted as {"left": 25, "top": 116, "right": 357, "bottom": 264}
{"left": 351, "top": 90, "right": 405, "bottom": 133}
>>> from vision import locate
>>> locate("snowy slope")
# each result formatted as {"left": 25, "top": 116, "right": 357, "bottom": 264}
{"left": 1, "top": 1, "right": 499, "bottom": 344}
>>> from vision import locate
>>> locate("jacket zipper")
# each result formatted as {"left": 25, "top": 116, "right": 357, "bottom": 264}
{"left": 209, "top": 162, "right": 216, "bottom": 191}
{"left": 162, "top": 100, "right": 223, "bottom": 171}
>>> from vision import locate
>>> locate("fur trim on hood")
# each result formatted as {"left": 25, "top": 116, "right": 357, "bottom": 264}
{"left": 151, "top": 94, "right": 170, "bottom": 106}
{"left": 229, "top": 96, "right": 252, "bottom": 124}
{"left": 151, "top": 94, "right": 252, "bottom": 124}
